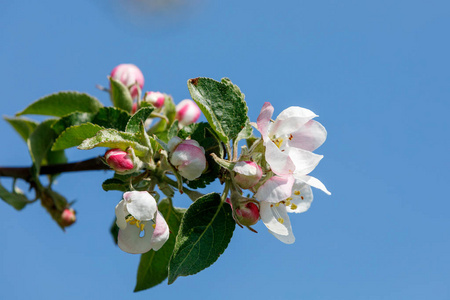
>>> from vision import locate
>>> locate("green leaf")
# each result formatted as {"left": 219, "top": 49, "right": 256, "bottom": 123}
{"left": 0, "top": 181, "right": 29, "bottom": 210}
{"left": 102, "top": 178, "right": 128, "bottom": 192}
{"left": 52, "top": 112, "right": 95, "bottom": 135}
{"left": 126, "top": 107, "right": 154, "bottom": 134}
{"left": 28, "top": 119, "right": 57, "bottom": 173}
{"left": 4, "top": 116, "right": 38, "bottom": 142}
{"left": 17, "top": 92, "right": 103, "bottom": 117}
{"left": 135, "top": 199, "right": 186, "bottom": 292}
{"left": 77, "top": 128, "right": 149, "bottom": 156}
{"left": 168, "top": 193, "right": 235, "bottom": 284}
{"left": 92, "top": 107, "right": 130, "bottom": 131}
{"left": 51, "top": 123, "right": 104, "bottom": 151}
{"left": 109, "top": 77, "right": 133, "bottom": 113}
{"left": 187, "top": 77, "right": 249, "bottom": 143}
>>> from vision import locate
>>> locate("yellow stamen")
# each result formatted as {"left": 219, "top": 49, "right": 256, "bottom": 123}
{"left": 290, "top": 204, "right": 298, "bottom": 210}
{"left": 293, "top": 190, "right": 301, "bottom": 196}
{"left": 277, "top": 217, "right": 284, "bottom": 224}
{"left": 152, "top": 224, "right": 156, "bottom": 229}
{"left": 273, "top": 138, "right": 283, "bottom": 148}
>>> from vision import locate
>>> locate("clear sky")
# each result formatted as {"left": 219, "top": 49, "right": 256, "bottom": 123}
{"left": 1, "top": 0, "right": 449, "bottom": 299}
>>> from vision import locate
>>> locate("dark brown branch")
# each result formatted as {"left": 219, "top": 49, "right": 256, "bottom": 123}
{"left": 0, "top": 156, "right": 110, "bottom": 181}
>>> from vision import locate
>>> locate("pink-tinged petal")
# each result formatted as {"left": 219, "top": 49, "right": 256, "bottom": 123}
{"left": 176, "top": 99, "right": 201, "bottom": 126}
{"left": 270, "top": 106, "right": 317, "bottom": 137}
{"left": 170, "top": 143, "right": 206, "bottom": 180}
{"left": 286, "top": 147, "right": 323, "bottom": 175}
{"left": 117, "top": 221, "right": 153, "bottom": 254}
{"left": 265, "top": 140, "right": 296, "bottom": 175}
{"left": 286, "top": 181, "right": 313, "bottom": 213}
{"left": 260, "top": 202, "right": 295, "bottom": 244}
{"left": 124, "top": 191, "right": 157, "bottom": 221}
{"left": 288, "top": 120, "right": 327, "bottom": 151}
{"left": 295, "top": 175, "right": 331, "bottom": 195}
{"left": 255, "top": 175, "right": 294, "bottom": 203}
{"left": 256, "top": 102, "right": 274, "bottom": 141}
{"left": 150, "top": 211, "right": 170, "bottom": 251}
{"left": 115, "top": 200, "right": 128, "bottom": 229}
{"left": 233, "top": 161, "right": 263, "bottom": 189}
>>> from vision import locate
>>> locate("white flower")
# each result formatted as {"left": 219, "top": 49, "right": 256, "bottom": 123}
{"left": 257, "top": 178, "right": 314, "bottom": 244}
{"left": 255, "top": 102, "right": 327, "bottom": 177}
{"left": 115, "top": 191, "right": 169, "bottom": 254}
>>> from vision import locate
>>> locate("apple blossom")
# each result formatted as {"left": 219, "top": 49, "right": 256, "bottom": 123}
{"left": 115, "top": 191, "right": 169, "bottom": 254}
{"left": 110, "top": 64, "right": 144, "bottom": 99}
{"left": 144, "top": 91, "right": 165, "bottom": 108}
{"left": 233, "top": 161, "right": 262, "bottom": 189}
{"left": 257, "top": 178, "right": 314, "bottom": 244}
{"left": 105, "top": 148, "right": 143, "bottom": 174}
{"left": 168, "top": 137, "right": 206, "bottom": 180}
{"left": 175, "top": 99, "right": 201, "bottom": 126}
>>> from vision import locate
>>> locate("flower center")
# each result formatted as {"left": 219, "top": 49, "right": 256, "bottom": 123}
{"left": 126, "top": 216, "right": 146, "bottom": 231}
{"left": 272, "top": 138, "right": 284, "bottom": 149}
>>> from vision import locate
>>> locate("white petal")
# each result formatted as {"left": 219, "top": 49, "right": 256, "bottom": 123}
{"left": 270, "top": 106, "right": 317, "bottom": 137}
{"left": 150, "top": 211, "right": 170, "bottom": 251}
{"left": 296, "top": 175, "right": 331, "bottom": 195}
{"left": 260, "top": 202, "right": 295, "bottom": 244}
{"left": 287, "top": 147, "right": 323, "bottom": 175}
{"left": 288, "top": 120, "right": 327, "bottom": 151}
{"left": 254, "top": 175, "right": 294, "bottom": 203}
{"left": 286, "top": 181, "right": 313, "bottom": 213}
{"left": 124, "top": 191, "right": 158, "bottom": 221}
{"left": 233, "top": 161, "right": 258, "bottom": 176}
{"left": 115, "top": 200, "right": 128, "bottom": 229}
{"left": 117, "top": 221, "right": 153, "bottom": 254}
{"left": 265, "top": 140, "right": 296, "bottom": 175}
{"left": 256, "top": 102, "right": 274, "bottom": 141}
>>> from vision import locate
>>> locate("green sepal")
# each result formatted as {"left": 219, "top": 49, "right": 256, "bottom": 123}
{"left": 168, "top": 193, "right": 235, "bottom": 284}
{"left": 16, "top": 92, "right": 103, "bottom": 117}
{"left": 135, "top": 199, "right": 186, "bottom": 292}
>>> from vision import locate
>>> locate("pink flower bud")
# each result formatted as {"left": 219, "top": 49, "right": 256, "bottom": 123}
{"left": 110, "top": 64, "right": 144, "bottom": 99}
{"left": 144, "top": 91, "right": 165, "bottom": 108}
{"left": 61, "top": 208, "right": 76, "bottom": 227}
{"left": 168, "top": 137, "right": 206, "bottom": 180}
{"left": 233, "top": 161, "right": 263, "bottom": 189}
{"left": 105, "top": 148, "right": 142, "bottom": 174}
{"left": 235, "top": 202, "right": 260, "bottom": 226}
{"left": 175, "top": 99, "right": 201, "bottom": 126}
{"left": 131, "top": 102, "right": 138, "bottom": 114}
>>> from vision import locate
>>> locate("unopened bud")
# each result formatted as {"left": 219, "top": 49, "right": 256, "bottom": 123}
{"left": 175, "top": 99, "right": 201, "bottom": 126}
{"left": 61, "top": 208, "right": 76, "bottom": 227}
{"left": 144, "top": 91, "right": 165, "bottom": 108}
{"left": 168, "top": 137, "right": 206, "bottom": 180}
{"left": 105, "top": 148, "right": 142, "bottom": 174}
{"left": 110, "top": 64, "right": 144, "bottom": 99}
{"left": 233, "top": 161, "right": 263, "bottom": 189}
{"left": 235, "top": 202, "right": 260, "bottom": 226}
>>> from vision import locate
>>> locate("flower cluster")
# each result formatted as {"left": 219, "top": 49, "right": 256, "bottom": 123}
{"left": 230, "top": 102, "right": 330, "bottom": 243}
{"left": 105, "top": 64, "right": 329, "bottom": 254}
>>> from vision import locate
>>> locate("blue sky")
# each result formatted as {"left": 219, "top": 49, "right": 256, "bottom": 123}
{"left": 1, "top": 0, "right": 449, "bottom": 299}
